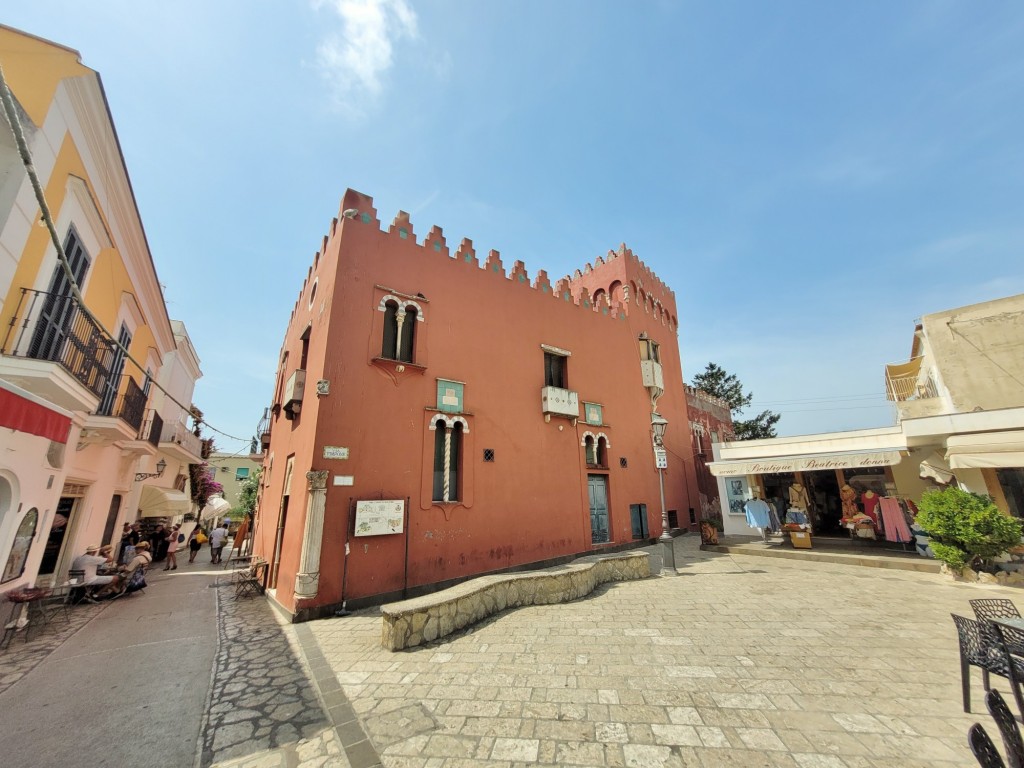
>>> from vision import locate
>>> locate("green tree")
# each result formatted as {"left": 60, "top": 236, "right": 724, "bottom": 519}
{"left": 916, "top": 487, "right": 1023, "bottom": 571}
{"left": 690, "top": 362, "right": 781, "bottom": 440}
{"left": 234, "top": 467, "right": 261, "bottom": 522}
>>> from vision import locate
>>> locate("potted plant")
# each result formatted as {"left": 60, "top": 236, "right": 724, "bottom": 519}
{"left": 916, "top": 487, "right": 1023, "bottom": 574}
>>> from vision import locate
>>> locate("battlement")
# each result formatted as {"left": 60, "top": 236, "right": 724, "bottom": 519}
{"left": 286, "top": 189, "right": 680, "bottom": 333}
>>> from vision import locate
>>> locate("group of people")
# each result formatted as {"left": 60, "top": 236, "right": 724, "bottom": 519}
{"left": 67, "top": 520, "right": 234, "bottom": 603}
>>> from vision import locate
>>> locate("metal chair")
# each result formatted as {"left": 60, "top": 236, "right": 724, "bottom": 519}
{"left": 970, "top": 722, "right": 1008, "bottom": 768}
{"left": 987, "top": 689, "right": 1024, "bottom": 768}
{"left": 972, "top": 600, "right": 1024, "bottom": 656}
{"left": 952, "top": 615, "right": 1024, "bottom": 717}
{"left": 234, "top": 560, "right": 268, "bottom": 600}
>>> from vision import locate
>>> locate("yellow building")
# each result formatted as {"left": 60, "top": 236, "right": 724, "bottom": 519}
{"left": 0, "top": 25, "right": 203, "bottom": 599}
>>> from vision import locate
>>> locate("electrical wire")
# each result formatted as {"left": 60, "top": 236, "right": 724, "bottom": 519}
{"left": 0, "top": 64, "right": 249, "bottom": 444}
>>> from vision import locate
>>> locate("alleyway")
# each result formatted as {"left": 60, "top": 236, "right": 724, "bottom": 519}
{"left": 0, "top": 537, "right": 1010, "bottom": 767}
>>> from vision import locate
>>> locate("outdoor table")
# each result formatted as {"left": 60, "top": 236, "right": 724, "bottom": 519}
{"left": 992, "top": 616, "right": 1024, "bottom": 633}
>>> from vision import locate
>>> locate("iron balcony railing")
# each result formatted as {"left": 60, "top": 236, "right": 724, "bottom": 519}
{"left": 2, "top": 288, "right": 115, "bottom": 400}
{"left": 95, "top": 374, "right": 148, "bottom": 431}
{"left": 138, "top": 409, "right": 164, "bottom": 447}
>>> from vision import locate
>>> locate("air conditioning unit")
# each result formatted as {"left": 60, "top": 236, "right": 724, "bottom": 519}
{"left": 640, "top": 360, "right": 663, "bottom": 390}
{"left": 283, "top": 369, "right": 306, "bottom": 418}
{"left": 541, "top": 386, "right": 579, "bottom": 418}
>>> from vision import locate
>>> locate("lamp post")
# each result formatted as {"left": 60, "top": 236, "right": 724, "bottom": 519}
{"left": 651, "top": 412, "right": 675, "bottom": 574}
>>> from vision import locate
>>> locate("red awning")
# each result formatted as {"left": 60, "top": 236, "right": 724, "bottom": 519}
{"left": 0, "top": 384, "right": 72, "bottom": 444}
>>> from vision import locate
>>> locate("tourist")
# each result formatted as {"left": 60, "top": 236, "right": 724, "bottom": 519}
{"left": 187, "top": 526, "right": 204, "bottom": 563}
{"left": 164, "top": 524, "right": 181, "bottom": 570}
{"left": 209, "top": 522, "right": 228, "bottom": 564}
{"left": 150, "top": 523, "right": 167, "bottom": 562}
{"left": 70, "top": 545, "right": 115, "bottom": 598}
{"left": 94, "top": 542, "right": 152, "bottom": 598}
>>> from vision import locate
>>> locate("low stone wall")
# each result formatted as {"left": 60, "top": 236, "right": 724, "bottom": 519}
{"left": 380, "top": 552, "right": 650, "bottom": 651}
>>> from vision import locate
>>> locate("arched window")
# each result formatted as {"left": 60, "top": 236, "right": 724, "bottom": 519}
{"left": 597, "top": 436, "right": 609, "bottom": 467}
{"left": 399, "top": 306, "right": 417, "bottom": 363}
{"left": 382, "top": 301, "right": 419, "bottom": 362}
{"left": 382, "top": 300, "right": 399, "bottom": 359}
{"left": 584, "top": 435, "right": 598, "bottom": 466}
{"left": 432, "top": 421, "right": 463, "bottom": 502}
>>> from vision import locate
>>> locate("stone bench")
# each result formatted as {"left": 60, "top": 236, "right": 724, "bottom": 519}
{"left": 380, "top": 551, "right": 651, "bottom": 651}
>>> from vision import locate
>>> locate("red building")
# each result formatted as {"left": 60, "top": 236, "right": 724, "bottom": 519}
{"left": 254, "top": 189, "right": 703, "bottom": 621}
{"left": 686, "top": 386, "right": 734, "bottom": 525}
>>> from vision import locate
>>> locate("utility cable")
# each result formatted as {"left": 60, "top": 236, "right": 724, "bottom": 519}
{"left": 0, "top": 64, "right": 248, "bottom": 444}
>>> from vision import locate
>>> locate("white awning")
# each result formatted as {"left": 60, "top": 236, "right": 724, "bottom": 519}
{"left": 920, "top": 451, "right": 954, "bottom": 484}
{"left": 138, "top": 486, "right": 190, "bottom": 518}
{"left": 947, "top": 431, "right": 1024, "bottom": 470}
{"left": 200, "top": 496, "right": 232, "bottom": 520}
{"left": 708, "top": 450, "right": 902, "bottom": 477}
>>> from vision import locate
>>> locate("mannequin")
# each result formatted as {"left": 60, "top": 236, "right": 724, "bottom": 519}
{"left": 840, "top": 484, "right": 858, "bottom": 519}
{"left": 861, "top": 489, "right": 881, "bottom": 525}
{"left": 788, "top": 482, "right": 810, "bottom": 512}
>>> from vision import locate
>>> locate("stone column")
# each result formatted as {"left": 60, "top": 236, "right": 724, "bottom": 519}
{"left": 294, "top": 470, "right": 328, "bottom": 600}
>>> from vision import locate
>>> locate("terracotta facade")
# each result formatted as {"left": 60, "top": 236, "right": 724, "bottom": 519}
{"left": 254, "top": 189, "right": 702, "bottom": 620}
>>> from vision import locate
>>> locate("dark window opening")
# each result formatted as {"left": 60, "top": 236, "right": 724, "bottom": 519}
{"left": 619, "top": 457, "right": 628, "bottom": 469}
{"left": 544, "top": 352, "right": 567, "bottom": 388}
{"left": 432, "top": 422, "right": 462, "bottom": 502}
{"left": 300, "top": 325, "right": 311, "bottom": 369}
{"left": 630, "top": 504, "right": 649, "bottom": 539}
{"left": 483, "top": 449, "right": 495, "bottom": 462}
{"left": 668, "top": 510, "right": 679, "bottom": 529}
{"left": 382, "top": 301, "right": 399, "bottom": 359}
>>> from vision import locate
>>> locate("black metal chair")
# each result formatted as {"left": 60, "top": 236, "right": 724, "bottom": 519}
{"left": 234, "top": 560, "right": 268, "bottom": 600}
{"left": 952, "top": 615, "right": 1024, "bottom": 717}
{"left": 971, "top": 722, "right": 1008, "bottom": 768}
{"left": 972, "top": 600, "right": 1024, "bottom": 656}
{"left": 987, "top": 690, "right": 1024, "bottom": 768}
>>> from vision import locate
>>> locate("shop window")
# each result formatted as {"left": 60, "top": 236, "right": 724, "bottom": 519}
{"left": 432, "top": 421, "right": 463, "bottom": 502}
{"left": 2, "top": 508, "right": 38, "bottom": 583}
{"left": 544, "top": 352, "right": 567, "bottom": 388}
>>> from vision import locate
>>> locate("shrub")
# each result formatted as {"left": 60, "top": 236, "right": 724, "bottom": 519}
{"left": 916, "top": 486, "right": 1023, "bottom": 570}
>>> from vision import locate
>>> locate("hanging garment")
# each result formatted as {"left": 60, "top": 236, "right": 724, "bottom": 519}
{"left": 786, "top": 509, "right": 809, "bottom": 525}
{"left": 743, "top": 499, "right": 772, "bottom": 529}
{"left": 789, "top": 484, "right": 810, "bottom": 511}
{"left": 879, "top": 497, "right": 913, "bottom": 543}
{"left": 766, "top": 501, "right": 782, "bottom": 532}
{"left": 861, "top": 491, "right": 881, "bottom": 525}
{"left": 840, "top": 485, "right": 858, "bottom": 518}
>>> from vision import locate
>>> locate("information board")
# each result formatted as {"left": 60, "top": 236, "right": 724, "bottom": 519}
{"left": 354, "top": 499, "right": 405, "bottom": 537}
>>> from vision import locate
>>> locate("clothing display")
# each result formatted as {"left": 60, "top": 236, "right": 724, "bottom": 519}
{"left": 788, "top": 483, "right": 811, "bottom": 511}
{"left": 840, "top": 484, "right": 858, "bottom": 518}
{"left": 743, "top": 499, "right": 773, "bottom": 529}
{"left": 861, "top": 491, "right": 881, "bottom": 525}
{"left": 878, "top": 497, "right": 913, "bottom": 543}
{"left": 785, "top": 509, "right": 809, "bottom": 526}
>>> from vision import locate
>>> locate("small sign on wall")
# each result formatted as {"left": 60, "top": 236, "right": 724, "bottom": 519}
{"left": 323, "top": 446, "right": 349, "bottom": 460}
{"left": 333, "top": 475, "right": 354, "bottom": 486}
{"left": 354, "top": 499, "right": 405, "bottom": 537}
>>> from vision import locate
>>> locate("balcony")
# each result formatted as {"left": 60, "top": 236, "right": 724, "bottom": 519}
{"left": 283, "top": 368, "right": 306, "bottom": 419}
{"left": 80, "top": 374, "right": 150, "bottom": 444}
{"left": 0, "top": 288, "right": 114, "bottom": 413}
{"left": 541, "top": 385, "right": 579, "bottom": 420}
{"left": 159, "top": 420, "right": 203, "bottom": 463}
{"left": 122, "top": 408, "right": 164, "bottom": 457}
{"left": 885, "top": 357, "right": 945, "bottom": 419}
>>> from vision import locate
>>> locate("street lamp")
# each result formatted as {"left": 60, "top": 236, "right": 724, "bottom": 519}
{"left": 135, "top": 458, "right": 167, "bottom": 482}
{"left": 651, "top": 412, "right": 676, "bottom": 575}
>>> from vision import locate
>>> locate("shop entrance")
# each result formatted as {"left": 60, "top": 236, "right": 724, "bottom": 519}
{"left": 805, "top": 470, "right": 843, "bottom": 536}
{"left": 39, "top": 496, "right": 77, "bottom": 575}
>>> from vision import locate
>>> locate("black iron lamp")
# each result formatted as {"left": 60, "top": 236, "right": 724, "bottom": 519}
{"left": 135, "top": 458, "right": 167, "bottom": 482}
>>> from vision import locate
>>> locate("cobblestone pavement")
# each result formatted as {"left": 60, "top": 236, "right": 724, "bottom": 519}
{"left": 300, "top": 537, "right": 1004, "bottom": 768}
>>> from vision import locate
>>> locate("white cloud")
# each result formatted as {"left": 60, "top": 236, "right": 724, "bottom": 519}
{"left": 313, "top": 0, "right": 418, "bottom": 110}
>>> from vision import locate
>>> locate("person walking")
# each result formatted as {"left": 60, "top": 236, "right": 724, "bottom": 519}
{"left": 209, "top": 522, "right": 228, "bottom": 564}
{"left": 164, "top": 524, "right": 181, "bottom": 570}
{"left": 187, "top": 526, "right": 204, "bottom": 564}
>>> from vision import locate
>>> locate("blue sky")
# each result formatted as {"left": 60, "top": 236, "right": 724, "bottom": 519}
{"left": 6, "top": 1, "right": 1024, "bottom": 448}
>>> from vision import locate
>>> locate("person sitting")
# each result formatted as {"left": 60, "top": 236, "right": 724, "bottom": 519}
{"left": 70, "top": 545, "right": 116, "bottom": 601}
{"left": 94, "top": 541, "right": 152, "bottom": 599}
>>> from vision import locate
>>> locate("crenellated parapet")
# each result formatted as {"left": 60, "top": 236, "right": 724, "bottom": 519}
{"left": 290, "top": 189, "right": 679, "bottom": 330}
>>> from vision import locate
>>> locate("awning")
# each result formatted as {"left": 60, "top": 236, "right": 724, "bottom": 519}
{"left": 919, "top": 451, "right": 954, "bottom": 484}
{"left": 885, "top": 357, "right": 923, "bottom": 401}
{"left": 200, "top": 496, "right": 232, "bottom": 520}
{"left": 947, "top": 430, "right": 1024, "bottom": 470}
{"left": 138, "top": 486, "right": 190, "bottom": 518}
{"left": 708, "top": 450, "right": 902, "bottom": 477}
{"left": 0, "top": 381, "right": 72, "bottom": 443}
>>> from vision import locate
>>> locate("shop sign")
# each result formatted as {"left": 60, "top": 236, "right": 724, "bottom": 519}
{"left": 354, "top": 499, "right": 405, "bottom": 537}
{"left": 709, "top": 450, "right": 901, "bottom": 477}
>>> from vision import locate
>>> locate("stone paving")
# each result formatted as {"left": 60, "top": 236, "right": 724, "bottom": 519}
{"left": 203, "top": 583, "right": 349, "bottom": 768}
{"left": 300, "top": 536, "right": 1004, "bottom": 768}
